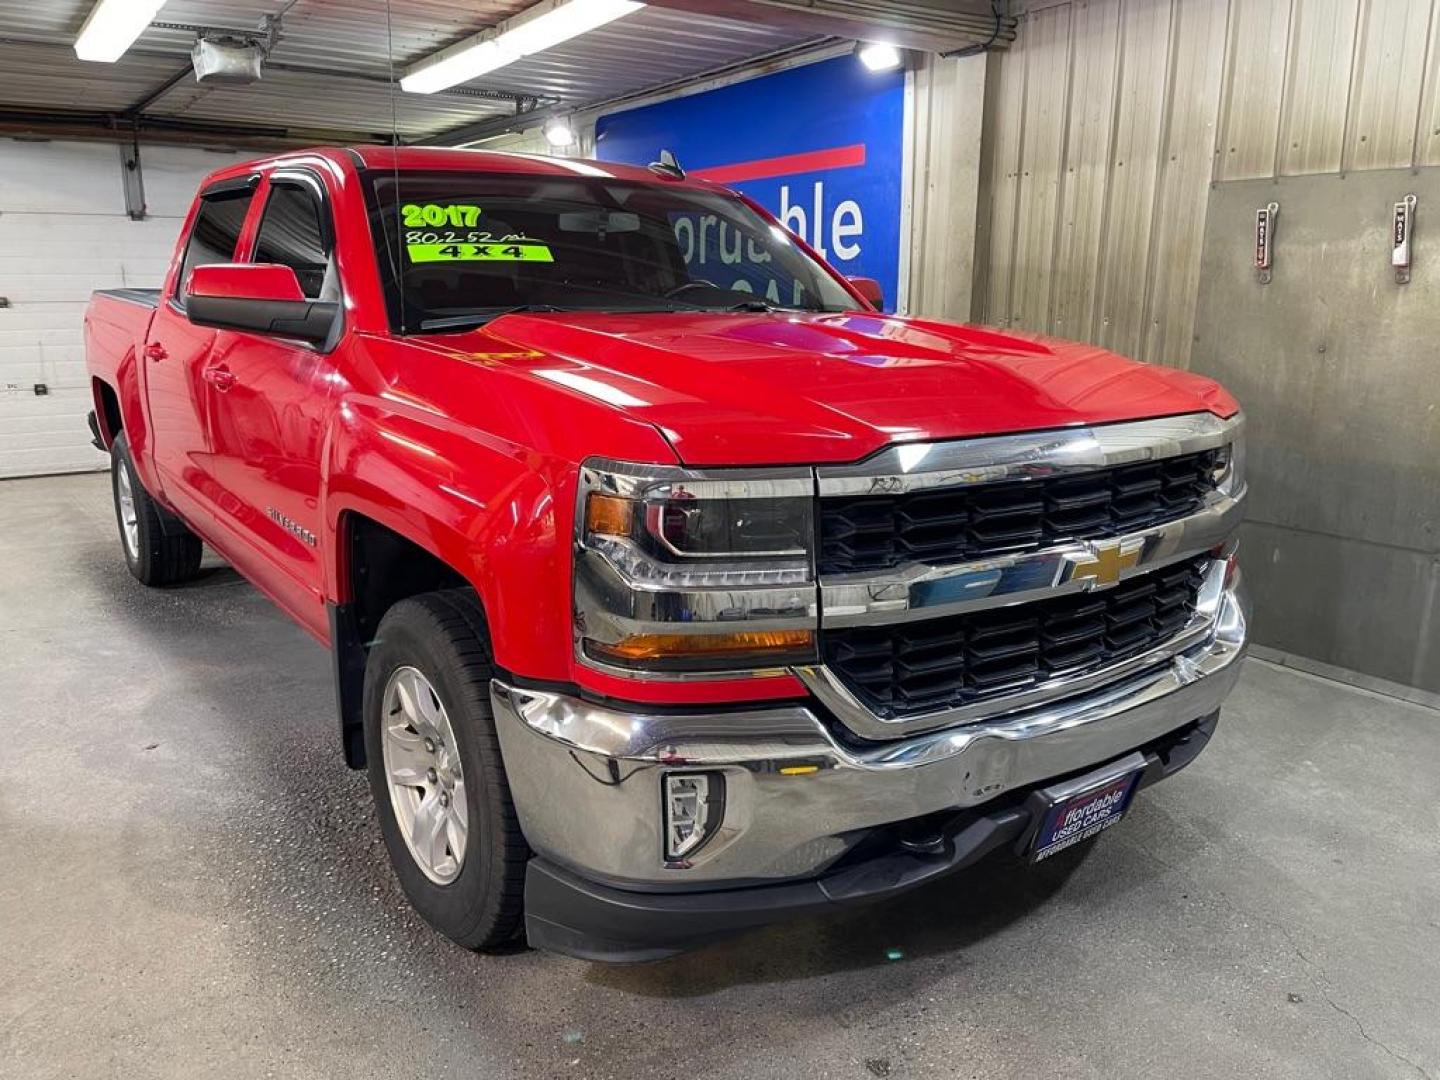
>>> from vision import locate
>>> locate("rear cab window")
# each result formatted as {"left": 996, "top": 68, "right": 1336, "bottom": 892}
{"left": 175, "top": 187, "right": 255, "bottom": 307}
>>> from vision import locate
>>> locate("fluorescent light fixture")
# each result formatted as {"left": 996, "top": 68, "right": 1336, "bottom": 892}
{"left": 402, "top": 0, "right": 644, "bottom": 94}
{"left": 542, "top": 117, "right": 576, "bottom": 148}
{"left": 74, "top": 0, "right": 167, "bottom": 63}
{"left": 401, "top": 40, "right": 515, "bottom": 94}
{"left": 857, "top": 42, "right": 903, "bottom": 73}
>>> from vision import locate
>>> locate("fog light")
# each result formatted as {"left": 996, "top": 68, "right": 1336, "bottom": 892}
{"left": 664, "top": 773, "right": 721, "bottom": 862}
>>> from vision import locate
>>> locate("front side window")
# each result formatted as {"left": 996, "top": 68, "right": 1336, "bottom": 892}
{"left": 364, "top": 172, "right": 857, "bottom": 333}
{"left": 177, "top": 187, "right": 254, "bottom": 302}
{"left": 253, "top": 181, "right": 331, "bottom": 299}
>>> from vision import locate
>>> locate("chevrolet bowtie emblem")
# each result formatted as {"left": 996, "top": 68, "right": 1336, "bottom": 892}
{"left": 1069, "top": 539, "right": 1143, "bottom": 588}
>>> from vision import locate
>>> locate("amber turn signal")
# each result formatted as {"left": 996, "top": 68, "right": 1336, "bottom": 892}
{"left": 588, "top": 629, "right": 815, "bottom": 662}
{"left": 585, "top": 493, "right": 634, "bottom": 537}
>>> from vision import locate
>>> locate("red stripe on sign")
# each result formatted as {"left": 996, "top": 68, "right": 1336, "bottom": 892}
{"left": 691, "top": 143, "right": 867, "bottom": 184}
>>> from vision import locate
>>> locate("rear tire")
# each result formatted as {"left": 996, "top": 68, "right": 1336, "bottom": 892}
{"left": 110, "top": 432, "right": 204, "bottom": 587}
{"left": 363, "top": 590, "right": 529, "bottom": 951}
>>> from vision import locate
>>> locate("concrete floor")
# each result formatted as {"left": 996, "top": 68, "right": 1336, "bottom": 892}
{"left": 2, "top": 472, "right": 1437, "bottom": 1080}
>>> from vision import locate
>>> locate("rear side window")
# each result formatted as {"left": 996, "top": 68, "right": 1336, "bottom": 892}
{"left": 177, "top": 188, "right": 254, "bottom": 301}
{"left": 252, "top": 181, "right": 330, "bottom": 299}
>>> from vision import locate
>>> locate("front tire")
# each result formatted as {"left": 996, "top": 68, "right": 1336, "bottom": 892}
{"left": 110, "top": 432, "right": 203, "bottom": 586}
{"left": 363, "top": 590, "right": 528, "bottom": 950}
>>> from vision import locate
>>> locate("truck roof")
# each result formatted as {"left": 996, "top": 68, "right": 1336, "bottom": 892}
{"left": 198, "top": 145, "right": 714, "bottom": 193}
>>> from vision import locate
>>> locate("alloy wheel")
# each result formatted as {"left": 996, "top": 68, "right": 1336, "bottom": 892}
{"left": 380, "top": 665, "right": 469, "bottom": 884}
{"left": 116, "top": 463, "right": 139, "bottom": 559}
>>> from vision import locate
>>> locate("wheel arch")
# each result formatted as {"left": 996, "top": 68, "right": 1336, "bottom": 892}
{"left": 328, "top": 505, "right": 486, "bottom": 769}
{"left": 91, "top": 377, "right": 124, "bottom": 448}
{"left": 320, "top": 396, "right": 582, "bottom": 766}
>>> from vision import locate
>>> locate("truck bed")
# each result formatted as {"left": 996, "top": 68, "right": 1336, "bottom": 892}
{"left": 85, "top": 289, "right": 163, "bottom": 409}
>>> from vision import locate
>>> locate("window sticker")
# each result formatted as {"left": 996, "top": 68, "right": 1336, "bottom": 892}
{"left": 400, "top": 202, "right": 553, "bottom": 262}
{"left": 406, "top": 241, "right": 554, "bottom": 263}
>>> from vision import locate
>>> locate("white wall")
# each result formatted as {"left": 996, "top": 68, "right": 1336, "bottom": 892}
{"left": 0, "top": 139, "right": 250, "bottom": 479}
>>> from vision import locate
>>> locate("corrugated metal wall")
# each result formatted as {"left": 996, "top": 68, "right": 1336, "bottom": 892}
{"left": 1190, "top": 168, "right": 1440, "bottom": 695}
{"left": 904, "top": 53, "right": 989, "bottom": 321}
{"left": 977, "top": 0, "right": 1440, "bottom": 695}
{"left": 975, "top": 0, "right": 1440, "bottom": 368}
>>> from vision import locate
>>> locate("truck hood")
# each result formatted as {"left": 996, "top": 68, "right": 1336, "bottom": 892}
{"left": 431, "top": 311, "right": 1238, "bottom": 466}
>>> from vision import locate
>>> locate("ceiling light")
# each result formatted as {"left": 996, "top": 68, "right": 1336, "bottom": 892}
{"left": 74, "top": 0, "right": 167, "bottom": 62}
{"left": 402, "top": 0, "right": 644, "bottom": 95}
{"left": 857, "top": 42, "right": 903, "bottom": 73}
{"left": 543, "top": 117, "right": 577, "bottom": 148}
{"left": 401, "top": 39, "right": 516, "bottom": 94}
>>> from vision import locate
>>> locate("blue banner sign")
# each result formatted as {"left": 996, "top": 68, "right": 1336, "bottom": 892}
{"left": 595, "top": 56, "right": 905, "bottom": 310}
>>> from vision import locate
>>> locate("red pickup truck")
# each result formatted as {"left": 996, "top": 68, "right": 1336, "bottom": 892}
{"left": 85, "top": 146, "right": 1248, "bottom": 961}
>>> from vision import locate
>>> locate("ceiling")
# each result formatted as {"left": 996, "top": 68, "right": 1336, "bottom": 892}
{"left": 0, "top": 0, "right": 824, "bottom": 145}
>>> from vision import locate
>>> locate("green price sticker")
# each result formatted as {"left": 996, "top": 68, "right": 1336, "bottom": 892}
{"left": 407, "top": 243, "right": 554, "bottom": 263}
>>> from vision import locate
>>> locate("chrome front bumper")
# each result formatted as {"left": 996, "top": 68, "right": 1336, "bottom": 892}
{"left": 492, "top": 579, "right": 1249, "bottom": 889}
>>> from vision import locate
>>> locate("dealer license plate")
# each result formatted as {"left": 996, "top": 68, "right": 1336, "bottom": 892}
{"left": 1030, "top": 768, "right": 1141, "bottom": 861}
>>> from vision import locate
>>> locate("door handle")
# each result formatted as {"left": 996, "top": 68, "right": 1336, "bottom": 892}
{"left": 203, "top": 364, "right": 236, "bottom": 392}
{"left": 143, "top": 342, "right": 167, "bottom": 361}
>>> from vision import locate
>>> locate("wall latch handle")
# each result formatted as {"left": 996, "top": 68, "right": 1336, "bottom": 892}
{"left": 1392, "top": 194, "right": 1416, "bottom": 285}
{"left": 1254, "top": 202, "right": 1279, "bottom": 285}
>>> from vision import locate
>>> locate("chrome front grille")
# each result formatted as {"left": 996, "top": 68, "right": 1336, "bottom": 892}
{"left": 803, "top": 413, "right": 1244, "bottom": 739}
{"left": 818, "top": 448, "right": 1224, "bottom": 575}
{"left": 821, "top": 556, "right": 1211, "bottom": 720}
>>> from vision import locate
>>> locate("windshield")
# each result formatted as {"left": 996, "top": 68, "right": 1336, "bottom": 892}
{"left": 364, "top": 171, "right": 858, "bottom": 333}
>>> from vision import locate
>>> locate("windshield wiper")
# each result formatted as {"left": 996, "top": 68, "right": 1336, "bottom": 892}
{"left": 417, "top": 294, "right": 720, "bottom": 332}
{"left": 417, "top": 305, "right": 567, "bottom": 332}
{"left": 724, "top": 301, "right": 845, "bottom": 314}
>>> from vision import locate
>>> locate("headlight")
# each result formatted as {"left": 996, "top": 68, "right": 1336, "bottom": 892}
{"left": 574, "top": 458, "right": 818, "bottom": 676}
{"left": 581, "top": 489, "right": 812, "bottom": 570}
{"left": 589, "top": 490, "right": 809, "bottom": 559}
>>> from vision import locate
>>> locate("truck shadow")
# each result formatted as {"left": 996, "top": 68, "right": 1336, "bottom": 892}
{"left": 586, "top": 842, "right": 1099, "bottom": 997}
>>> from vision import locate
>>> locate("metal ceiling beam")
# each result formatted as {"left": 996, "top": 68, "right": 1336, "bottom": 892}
{"left": 639, "top": 0, "right": 1014, "bottom": 53}
{"left": 415, "top": 100, "right": 559, "bottom": 147}
{"left": 123, "top": 65, "right": 194, "bottom": 117}
{"left": 0, "top": 108, "right": 387, "bottom": 150}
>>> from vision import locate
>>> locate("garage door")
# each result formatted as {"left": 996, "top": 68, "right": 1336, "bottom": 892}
{"left": 0, "top": 139, "right": 247, "bottom": 479}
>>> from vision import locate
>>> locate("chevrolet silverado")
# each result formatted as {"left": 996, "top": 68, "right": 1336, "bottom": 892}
{"left": 84, "top": 146, "right": 1248, "bottom": 961}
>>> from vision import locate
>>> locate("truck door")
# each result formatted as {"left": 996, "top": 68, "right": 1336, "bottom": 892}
{"left": 203, "top": 171, "right": 345, "bottom": 638}
{"left": 143, "top": 179, "right": 258, "bottom": 525}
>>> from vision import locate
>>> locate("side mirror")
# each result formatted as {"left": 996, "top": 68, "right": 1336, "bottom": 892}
{"left": 847, "top": 276, "right": 884, "bottom": 310}
{"left": 185, "top": 263, "right": 338, "bottom": 346}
